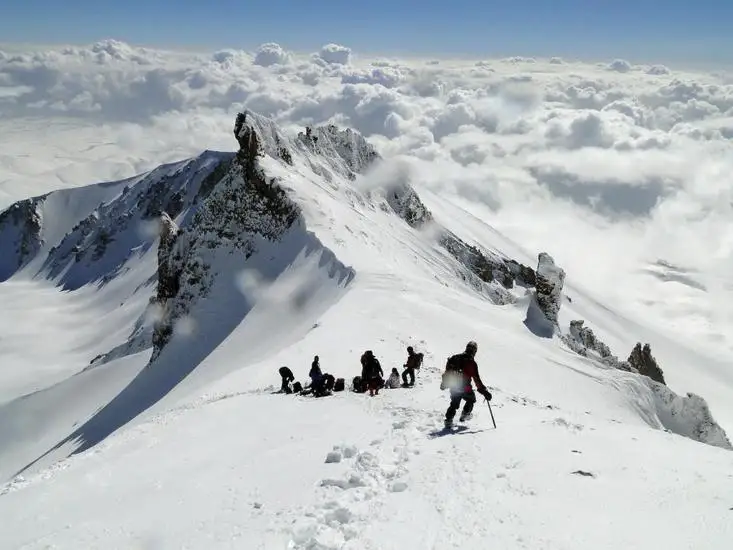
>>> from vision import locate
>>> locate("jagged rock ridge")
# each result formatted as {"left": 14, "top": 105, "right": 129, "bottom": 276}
{"left": 150, "top": 113, "right": 303, "bottom": 358}
{"left": 0, "top": 196, "right": 46, "bottom": 281}
{"left": 380, "top": 173, "right": 536, "bottom": 303}
{"left": 561, "top": 319, "right": 730, "bottom": 449}
{"left": 627, "top": 342, "right": 666, "bottom": 385}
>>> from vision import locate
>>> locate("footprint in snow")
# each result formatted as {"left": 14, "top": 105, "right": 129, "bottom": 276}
{"left": 550, "top": 417, "right": 584, "bottom": 432}
{"left": 325, "top": 444, "right": 359, "bottom": 463}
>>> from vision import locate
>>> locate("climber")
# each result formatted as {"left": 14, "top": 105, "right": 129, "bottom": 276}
{"left": 314, "top": 373, "right": 335, "bottom": 397}
{"left": 309, "top": 355, "right": 322, "bottom": 387}
{"left": 401, "top": 345, "right": 423, "bottom": 387}
{"left": 278, "top": 366, "right": 295, "bottom": 393}
{"left": 440, "top": 341, "right": 492, "bottom": 427}
{"left": 361, "top": 350, "right": 384, "bottom": 396}
{"left": 385, "top": 368, "right": 401, "bottom": 389}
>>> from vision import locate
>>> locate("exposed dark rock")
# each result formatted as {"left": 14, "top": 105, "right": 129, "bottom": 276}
{"left": 156, "top": 212, "right": 180, "bottom": 301}
{"left": 151, "top": 112, "right": 302, "bottom": 359}
{"left": 385, "top": 182, "right": 433, "bottom": 228}
{"left": 197, "top": 157, "right": 233, "bottom": 203}
{"left": 91, "top": 228, "right": 113, "bottom": 261}
{"left": 505, "top": 259, "right": 537, "bottom": 287}
{"left": 0, "top": 196, "right": 46, "bottom": 280}
{"left": 534, "top": 252, "right": 566, "bottom": 325}
{"left": 568, "top": 320, "right": 612, "bottom": 358}
{"left": 297, "top": 122, "right": 379, "bottom": 176}
{"left": 627, "top": 342, "right": 666, "bottom": 385}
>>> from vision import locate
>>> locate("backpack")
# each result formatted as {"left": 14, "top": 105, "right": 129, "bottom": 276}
{"left": 415, "top": 352, "right": 424, "bottom": 369}
{"left": 292, "top": 381, "right": 303, "bottom": 393}
{"left": 334, "top": 377, "right": 345, "bottom": 392}
{"left": 440, "top": 354, "right": 465, "bottom": 390}
{"left": 324, "top": 374, "right": 335, "bottom": 392}
{"left": 352, "top": 375, "right": 365, "bottom": 393}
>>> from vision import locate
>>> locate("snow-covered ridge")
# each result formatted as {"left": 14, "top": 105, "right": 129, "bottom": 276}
{"left": 0, "top": 109, "right": 729, "bottom": 483}
{"left": 0, "top": 150, "right": 234, "bottom": 289}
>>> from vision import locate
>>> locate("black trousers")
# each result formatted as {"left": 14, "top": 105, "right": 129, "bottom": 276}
{"left": 446, "top": 389, "right": 476, "bottom": 420}
{"left": 402, "top": 366, "right": 415, "bottom": 386}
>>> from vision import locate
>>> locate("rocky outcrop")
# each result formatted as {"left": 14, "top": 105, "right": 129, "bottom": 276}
{"left": 646, "top": 382, "right": 731, "bottom": 450}
{"left": 156, "top": 212, "right": 180, "bottom": 301}
{"left": 150, "top": 112, "right": 302, "bottom": 359}
{"left": 524, "top": 252, "right": 565, "bottom": 337}
{"left": 298, "top": 124, "right": 380, "bottom": 178}
{"left": 0, "top": 196, "right": 45, "bottom": 281}
{"left": 627, "top": 342, "right": 666, "bottom": 385}
{"left": 378, "top": 174, "right": 535, "bottom": 302}
{"left": 565, "top": 320, "right": 613, "bottom": 358}
{"left": 505, "top": 259, "right": 537, "bottom": 287}
{"left": 535, "top": 252, "right": 566, "bottom": 324}
{"left": 561, "top": 318, "right": 730, "bottom": 449}
{"left": 385, "top": 181, "right": 433, "bottom": 228}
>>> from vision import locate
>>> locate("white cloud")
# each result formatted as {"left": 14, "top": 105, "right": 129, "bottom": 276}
{"left": 646, "top": 64, "right": 671, "bottom": 76}
{"left": 0, "top": 40, "right": 732, "bottom": 355}
{"left": 607, "top": 59, "right": 633, "bottom": 73}
{"left": 253, "top": 43, "right": 292, "bottom": 67}
{"left": 315, "top": 43, "right": 352, "bottom": 65}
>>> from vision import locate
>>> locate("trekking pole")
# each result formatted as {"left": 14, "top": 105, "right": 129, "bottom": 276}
{"left": 486, "top": 398, "right": 497, "bottom": 429}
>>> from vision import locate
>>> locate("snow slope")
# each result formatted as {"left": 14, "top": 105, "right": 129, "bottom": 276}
{"left": 0, "top": 112, "right": 731, "bottom": 549}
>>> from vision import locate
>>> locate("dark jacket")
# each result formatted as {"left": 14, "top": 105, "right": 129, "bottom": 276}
{"left": 279, "top": 366, "right": 294, "bottom": 380}
{"left": 405, "top": 351, "right": 423, "bottom": 370}
{"left": 309, "top": 361, "right": 322, "bottom": 384}
{"left": 444, "top": 352, "right": 486, "bottom": 393}
{"left": 362, "top": 355, "right": 383, "bottom": 380}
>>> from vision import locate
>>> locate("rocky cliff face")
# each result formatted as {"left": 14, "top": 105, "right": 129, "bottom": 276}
{"left": 0, "top": 196, "right": 46, "bottom": 281}
{"left": 534, "top": 252, "right": 566, "bottom": 325}
{"left": 149, "top": 112, "right": 302, "bottom": 359}
{"left": 627, "top": 342, "right": 666, "bottom": 385}
{"left": 378, "top": 167, "right": 536, "bottom": 304}
{"left": 0, "top": 150, "right": 234, "bottom": 292}
{"left": 523, "top": 252, "right": 566, "bottom": 337}
{"left": 560, "top": 315, "right": 729, "bottom": 449}
{"left": 298, "top": 124, "right": 380, "bottom": 179}
{"left": 565, "top": 320, "right": 613, "bottom": 359}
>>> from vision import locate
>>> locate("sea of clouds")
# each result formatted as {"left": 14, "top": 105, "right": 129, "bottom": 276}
{"left": 0, "top": 39, "right": 731, "bottom": 356}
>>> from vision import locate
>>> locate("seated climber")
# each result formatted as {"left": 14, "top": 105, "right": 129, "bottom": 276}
{"left": 385, "top": 368, "right": 401, "bottom": 389}
{"left": 278, "top": 366, "right": 295, "bottom": 393}
{"left": 314, "top": 373, "right": 335, "bottom": 397}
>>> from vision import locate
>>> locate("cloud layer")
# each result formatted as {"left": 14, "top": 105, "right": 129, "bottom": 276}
{"left": 0, "top": 39, "right": 732, "bottom": 357}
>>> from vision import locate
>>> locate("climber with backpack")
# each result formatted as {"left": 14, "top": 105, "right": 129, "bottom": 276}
{"left": 440, "top": 341, "right": 492, "bottom": 427}
{"left": 401, "top": 345, "right": 423, "bottom": 387}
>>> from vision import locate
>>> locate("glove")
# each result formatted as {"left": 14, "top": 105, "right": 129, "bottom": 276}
{"left": 479, "top": 388, "right": 492, "bottom": 401}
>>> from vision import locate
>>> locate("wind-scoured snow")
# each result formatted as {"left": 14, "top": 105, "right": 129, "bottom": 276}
{"left": 0, "top": 111, "right": 732, "bottom": 549}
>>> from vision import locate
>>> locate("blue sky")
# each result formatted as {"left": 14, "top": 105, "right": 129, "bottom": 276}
{"left": 2, "top": 0, "right": 731, "bottom": 64}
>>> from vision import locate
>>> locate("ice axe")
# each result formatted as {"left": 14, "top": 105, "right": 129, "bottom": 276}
{"left": 485, "top": 397, "right": 497, "bottom": 429}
